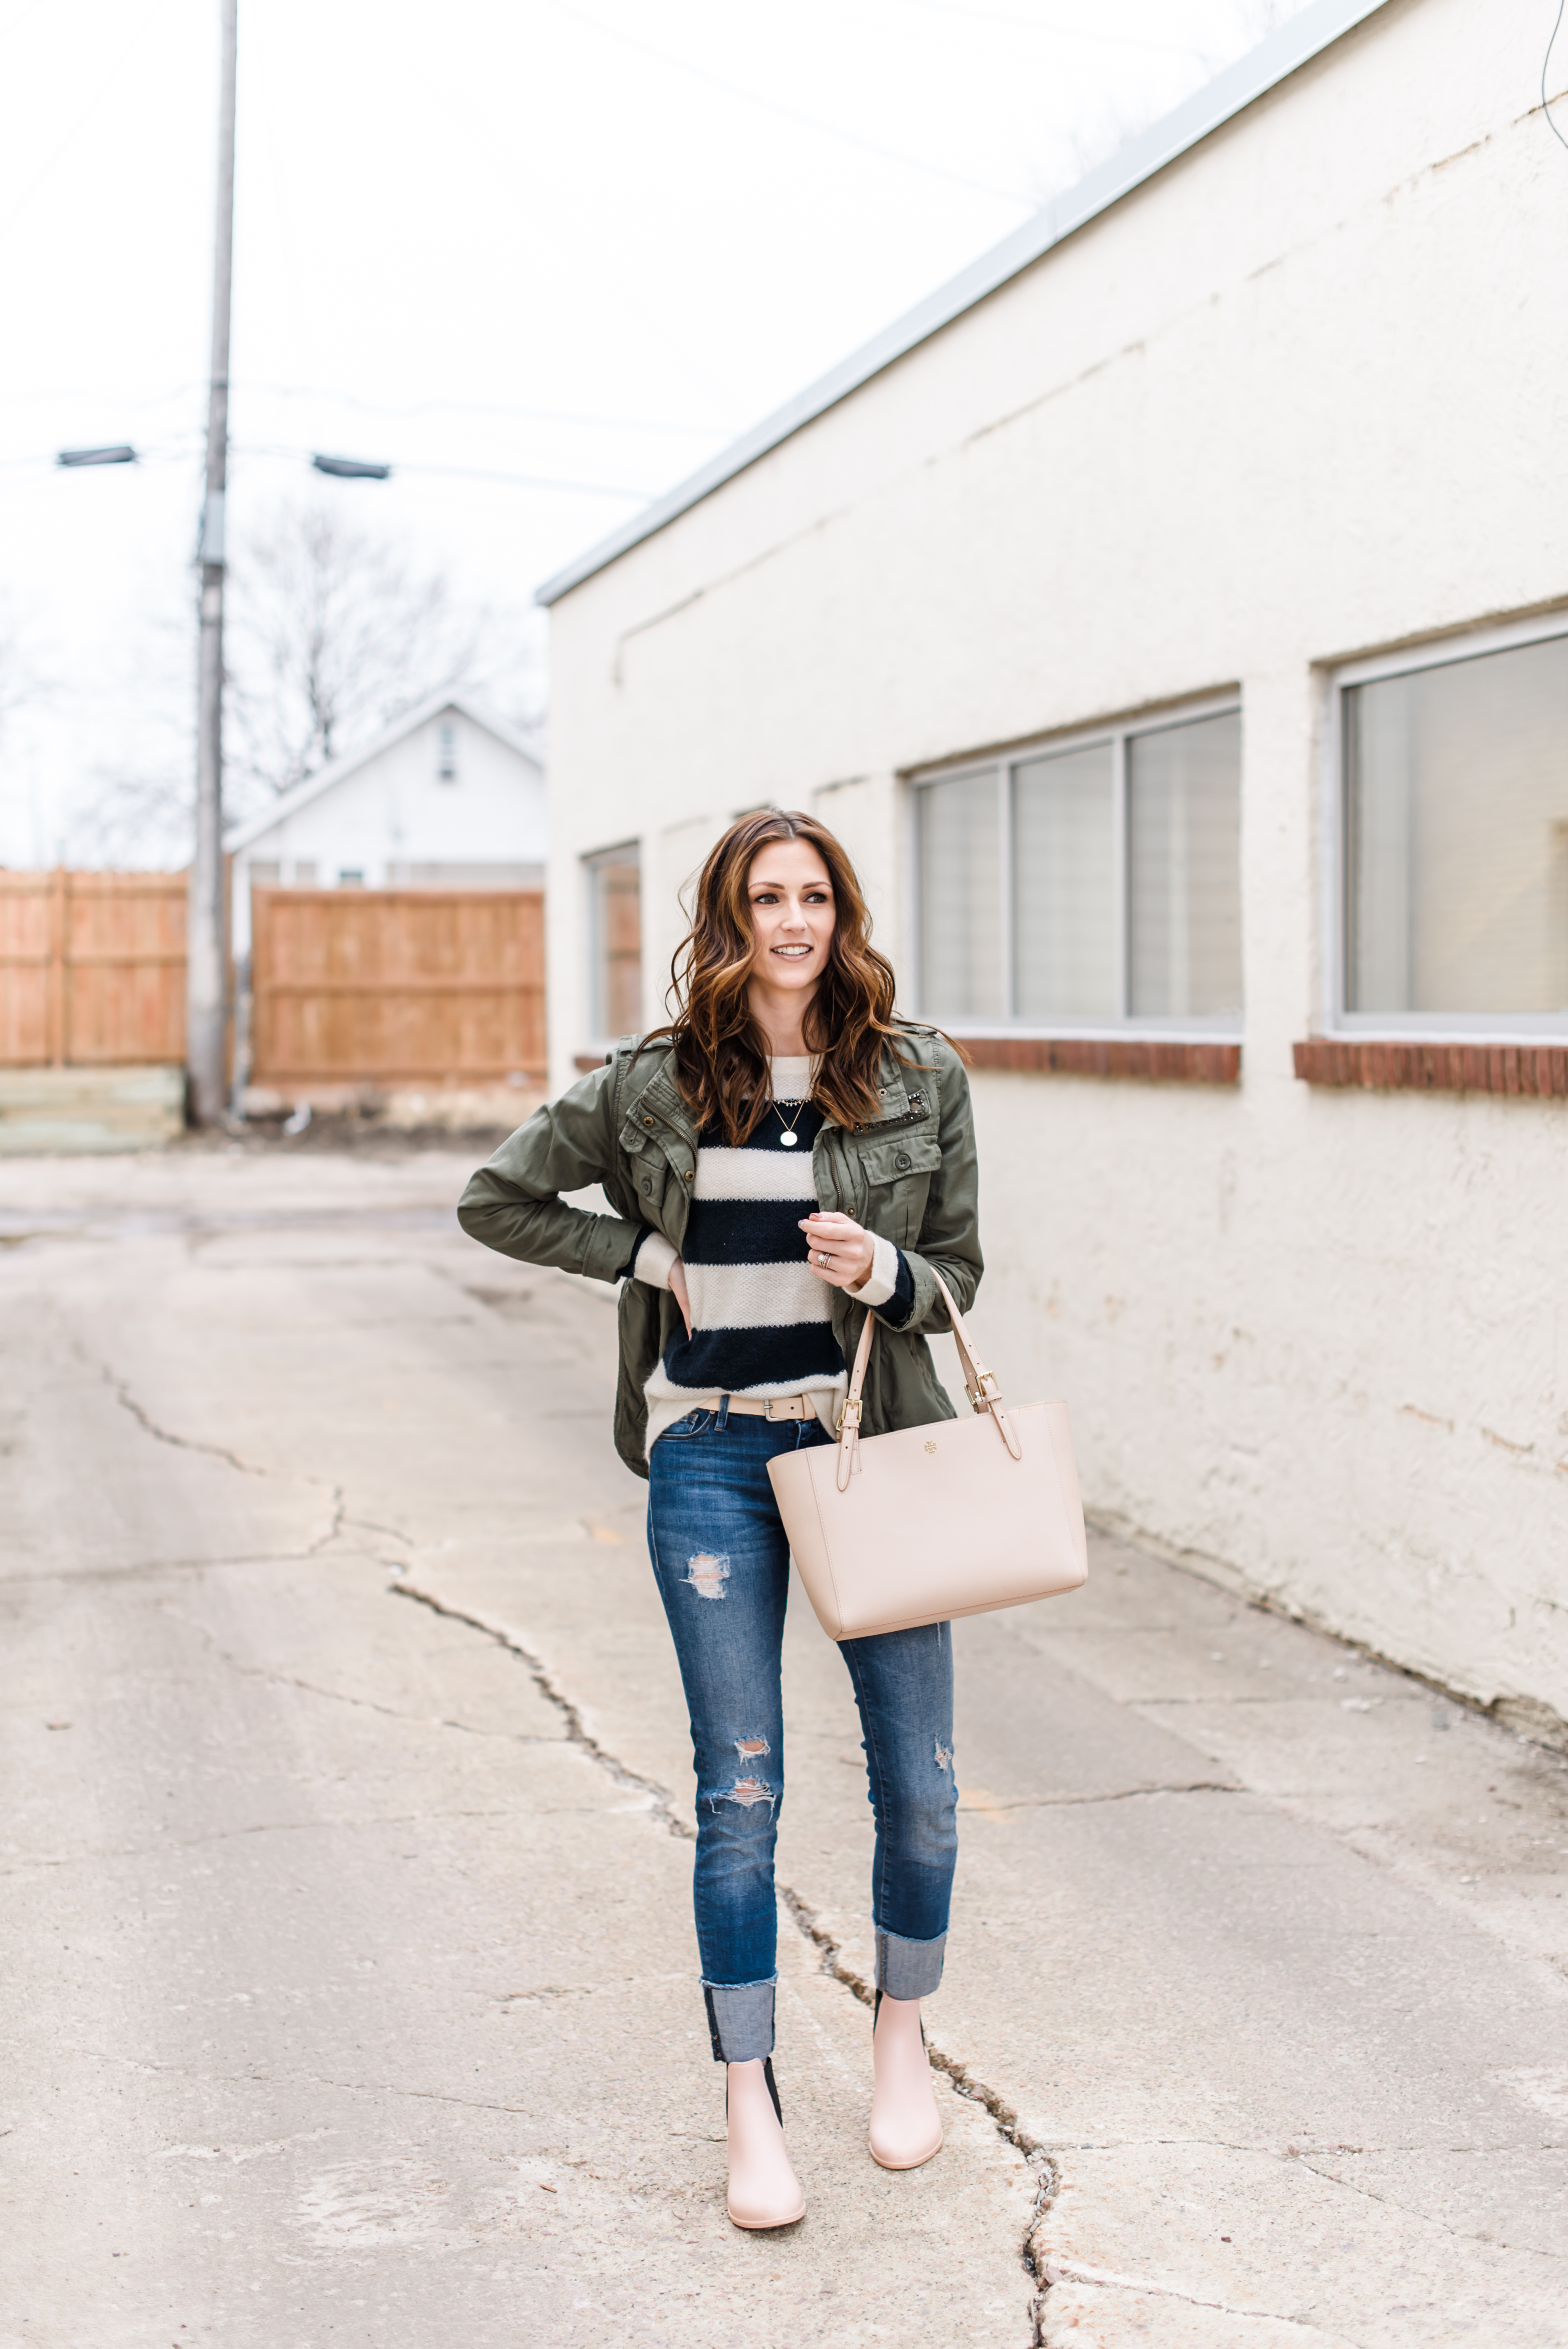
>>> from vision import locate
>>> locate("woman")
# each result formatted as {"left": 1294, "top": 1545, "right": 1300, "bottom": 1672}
{"left": 458, "top": 809, "right": 981, "bottom": 2230}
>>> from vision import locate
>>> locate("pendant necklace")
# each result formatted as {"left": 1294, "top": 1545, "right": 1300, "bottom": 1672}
{"left": 772, "top": 1094, "right": 807, "bottom": 1148}
{"left": 770, "top": 1052, "right": 817, "bottom": 1146}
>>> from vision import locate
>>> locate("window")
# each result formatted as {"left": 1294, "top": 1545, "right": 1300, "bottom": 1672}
{"left": 586, "top": 843, "right": 642, "bottom": 1040}
{"left": 337, "top": 868, "right": 365, "bottom": 888}
{"left": 437, "top": 718, "right": 458, "bottom": 784}
{"left": 248, "top": 860, "right": 281, "bottom": 887}
{"left": 1338, "top": 622, "right": 1568, "bottom": 1029}
{"left": 914, "top": 703, "right": 1242, "bottom": 1030}
{"left": 291, "top": 860, "right": 317, "bottom": 887}
{"left": 386, "top": 861, "right": 545, "bottom": 887}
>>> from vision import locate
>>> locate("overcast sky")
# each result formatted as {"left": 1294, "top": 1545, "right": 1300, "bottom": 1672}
{"left": 0, "top": 0, "right": 1305, "bottom": 865}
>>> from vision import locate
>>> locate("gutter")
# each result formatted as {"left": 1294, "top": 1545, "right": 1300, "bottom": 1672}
{"left": 536, "top": 0, "right": 1393, "bottom": 608}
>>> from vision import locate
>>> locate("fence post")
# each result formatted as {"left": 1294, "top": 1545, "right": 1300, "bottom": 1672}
{"left": 48, "top": 867, "right": 67, "bottom": 1067}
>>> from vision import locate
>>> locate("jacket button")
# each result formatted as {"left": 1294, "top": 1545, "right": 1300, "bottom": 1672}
{"left": 643, "top": 1116, "right": 655, "bottom": 1128}
{"left": 895, "top": 1151, "right": 912, "bottom": 1171}
{"left": 681, "top": 1168, "right": 693, "bottom": 1182}
{"left": 641, "top": 1177, "right": 653, "bottom": 1194}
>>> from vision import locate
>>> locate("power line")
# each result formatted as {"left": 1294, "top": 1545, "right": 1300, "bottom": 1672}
{"left": 530, "top": 0, "right": 1036, "bottom": 208}
{"left": 0, "top": 378, "right": 733, "bottom": 438}
{"left": 0, "top": 0, "right": 52, "bottom": 46}
{"left": 1545, "top": 0, "right": 1568, "bottom": 154}
{"left": 791, "top": 0, "right": 1210, "bottom": 60}
{"left": 234, "top": 442, "right": 655, "bottom": 500}
{"left": 0, "top": 434, "right": 200, "bottom": 472}
{"left": 246, "top": 384, "right": 736, "bottom": 439}
{"left": 0, "top": 0, "right": 169, "bottom": 248}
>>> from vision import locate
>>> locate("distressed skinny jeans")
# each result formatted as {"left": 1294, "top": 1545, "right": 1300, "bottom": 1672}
{"left": 647, "top": 1406, "right": 958, "bottom": 2063}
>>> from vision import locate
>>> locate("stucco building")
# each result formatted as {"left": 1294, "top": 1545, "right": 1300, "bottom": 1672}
{"left": 536, "top": 0, "right": 1568, "bottom": 1734}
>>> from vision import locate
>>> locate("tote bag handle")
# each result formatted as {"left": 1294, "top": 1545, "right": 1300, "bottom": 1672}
{"left": 836, "top": 1269, "right": 1021, "bottom": 1491}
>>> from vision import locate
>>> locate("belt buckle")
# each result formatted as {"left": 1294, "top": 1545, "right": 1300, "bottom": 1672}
{"left": 764, "top": 1395, "right": 797, "bottom": 1420}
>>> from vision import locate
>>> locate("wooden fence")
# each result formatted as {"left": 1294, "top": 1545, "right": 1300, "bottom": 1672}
{"left": 249, "top": 888, "right": 546, "bottom": 1085}
{"left": 0, "top": 869, "right": 187, "bottom": 1066}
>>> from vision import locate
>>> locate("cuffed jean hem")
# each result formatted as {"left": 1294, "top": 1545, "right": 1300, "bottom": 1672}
{"left": 702, "top": 1978, "right": 776, "bottom": 2063}
{"left": 875, "top": 1926, "right": 946, "bottom": 2001}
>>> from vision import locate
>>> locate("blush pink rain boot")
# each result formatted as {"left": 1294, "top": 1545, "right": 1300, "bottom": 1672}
{"left": 726, "top": 2058, "right": 805, "bottom": 2229}
{"left": 868, "top": 1991, "right": 943, "bottom": 2170}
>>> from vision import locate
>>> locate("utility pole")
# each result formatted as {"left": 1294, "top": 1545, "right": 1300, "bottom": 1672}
{"left": 187, "top": 0, "right": 237, "bottom": 1125}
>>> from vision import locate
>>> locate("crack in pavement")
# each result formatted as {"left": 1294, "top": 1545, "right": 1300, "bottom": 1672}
{"left": 341, "top": 1512, "right": 416, "bottom": 1546}
{"left": 160, "top": 1604, "right": 569, "bottom": 1745}
{"left": 390, "top": 1578, "right": 694, "bottom": 1841}
{"left": 58, "top": 2043, "right": 533, "bottom": 2115}
{"left": 1039, "top": 2255, "right": 1346, "bottom": 2336}
{"left": 390, "top": 1572, "right": 1059, "bottom": 2335}
{"left": 100, "top": 1358, "right": 350, "bottom": 1553}
{"left": 0, "top": 1802, "right": 556, "bottom": 1872}
{"left": 103, "top": 1363, "right": 278, "bottom": 1481}
{"left": 1291, "top": 2151, "right": 1568, "bottom": 2258}
{"left": 777, "top": 1881, "right": 1060, "bottom": 2339}
{"left": 306, "top": 1491, "right": 347, "bottom": 1555}
{"left": 960, "top": 1780, "right": 1241, "bottom": 1811}
{"left": 0, "top": 1548, "right": 383, "bottom": 1587}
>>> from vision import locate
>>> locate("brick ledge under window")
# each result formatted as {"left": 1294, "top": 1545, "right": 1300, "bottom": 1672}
{"left": 958, "top": 1036, "right": 1241, "bottom": 1083}
{"left": 1293, "top": 1039, "right": 1568, "bottom": 1097}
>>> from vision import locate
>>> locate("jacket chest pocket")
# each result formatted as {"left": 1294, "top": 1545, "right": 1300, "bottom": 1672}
{"left": 618, "top": 1119, "right": 692, "bottom": 1239}
{"left": 851, "top": 1131, "right": 941, "bottom": 1246}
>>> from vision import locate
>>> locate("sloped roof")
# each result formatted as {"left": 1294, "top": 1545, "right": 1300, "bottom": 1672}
{"left": 536, "top": 0, "right": 1392, "bottom": 607}
{"left": 224, "top": 691, "right": 543, "bottom": 853}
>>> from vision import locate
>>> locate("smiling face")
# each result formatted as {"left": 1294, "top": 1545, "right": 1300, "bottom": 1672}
{"left": 744, "top": 837, "right": 836, "bottom": 1002}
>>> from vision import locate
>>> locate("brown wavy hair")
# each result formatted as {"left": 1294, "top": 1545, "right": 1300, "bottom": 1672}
{"left": 646, "top": 808, "right": 910, "bottom": 1144}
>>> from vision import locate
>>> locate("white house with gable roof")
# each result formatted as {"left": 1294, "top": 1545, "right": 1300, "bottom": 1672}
{"left": 225, "top": 692, "right": 546, "bottom": 959}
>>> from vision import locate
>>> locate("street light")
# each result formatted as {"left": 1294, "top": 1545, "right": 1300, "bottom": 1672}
{"left": 56, "top": 445, "right": 137, "bottom": 468}
{"left": 311, "top": 454, "right": 392, "bottom": 480}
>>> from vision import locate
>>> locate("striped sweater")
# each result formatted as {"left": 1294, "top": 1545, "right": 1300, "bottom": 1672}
{"left": 630, "top": 1055, "right": 916, "bottom": 1453}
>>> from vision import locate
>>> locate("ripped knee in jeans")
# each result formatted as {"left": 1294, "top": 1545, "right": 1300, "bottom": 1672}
{"left": 712, "top": 1742, "right": 777, "bottom": 1815}
{"left": 684, "top": 1551, "right": 730, "bottom": 1600}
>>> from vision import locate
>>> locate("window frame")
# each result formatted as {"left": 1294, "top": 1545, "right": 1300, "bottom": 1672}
{"left": 583, "top": 838, "right": 643, "bottom": 1048}
{"left": 1324, "top": 612, "right": 1568, "bottom": 1041}
{"left": 908, "top": 694, "right": 1243, "bottom": 1040}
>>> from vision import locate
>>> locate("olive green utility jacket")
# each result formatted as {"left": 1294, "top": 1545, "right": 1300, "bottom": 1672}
{"left": 456, "top": 1027, "right": 983, "bottom": 1481}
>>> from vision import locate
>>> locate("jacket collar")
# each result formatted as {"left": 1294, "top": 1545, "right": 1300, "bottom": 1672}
{"left": 620, "top": 1032, "right": 926, "bottom": 1145}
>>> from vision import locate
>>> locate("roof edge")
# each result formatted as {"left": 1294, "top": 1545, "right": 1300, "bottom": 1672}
{"left": 535, "top": 0, "right": 1392, "bottom": 609}
{"left": 224, "top": 690, "right": 542, "bottom": 852}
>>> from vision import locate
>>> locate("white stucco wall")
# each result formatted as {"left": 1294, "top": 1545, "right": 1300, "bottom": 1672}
{"left": 543, "top": 0, "right": 1568, "bottom": 1728}
{"left": 232, "top": 708, "right": 546, "bottom": 955}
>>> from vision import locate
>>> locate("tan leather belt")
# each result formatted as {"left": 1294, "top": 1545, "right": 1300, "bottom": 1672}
{"left": 691, "top": 1392, "right": 820, "bottom": 1421}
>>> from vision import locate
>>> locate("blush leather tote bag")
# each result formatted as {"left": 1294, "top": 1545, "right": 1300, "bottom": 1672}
{"left": 767, "top": 1272, "right": 1088, "bottom": 1640}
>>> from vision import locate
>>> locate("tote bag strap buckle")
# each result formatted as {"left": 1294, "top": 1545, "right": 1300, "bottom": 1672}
{"left": 835, "top": 1271, "right": 1022, "bottom": 1489}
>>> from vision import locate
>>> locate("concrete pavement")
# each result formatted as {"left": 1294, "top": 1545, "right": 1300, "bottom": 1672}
{"left": 2, "top": 1141, "right": 1566, "bottom": 2348}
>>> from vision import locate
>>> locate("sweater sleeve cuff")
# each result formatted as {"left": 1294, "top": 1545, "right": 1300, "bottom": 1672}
{"left": 631, "top": 1230, "right": 679, "bottom": 1290}
{"left": 855, "top": 1233, "right": 903, "bottom": 1309}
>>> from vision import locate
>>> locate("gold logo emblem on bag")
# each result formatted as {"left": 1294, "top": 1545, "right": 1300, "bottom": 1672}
{"left": 924, "top": 1439, "right": 937, "bottom": 1454}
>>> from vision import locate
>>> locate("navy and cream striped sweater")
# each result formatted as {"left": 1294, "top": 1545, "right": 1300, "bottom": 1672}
{"left": 631, "top": 1055, "right": 916, "bottom": 1453}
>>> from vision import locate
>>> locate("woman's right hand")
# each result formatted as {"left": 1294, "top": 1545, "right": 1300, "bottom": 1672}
{"left": 669, "top": 1256, "right": 693, "bottom": 1338}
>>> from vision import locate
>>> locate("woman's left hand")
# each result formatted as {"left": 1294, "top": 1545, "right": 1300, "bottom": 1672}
{"left": 799, "top": 1211, "right": 875, "bottom": 1293}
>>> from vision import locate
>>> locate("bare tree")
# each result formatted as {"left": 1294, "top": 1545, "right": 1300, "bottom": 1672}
{"left": 0, "top": 606, "right": 58, "bottom": 866}
{"left": 227, "top": 502, "right": 468, "bottom": 805}
{"left": 1238, "top": 0, "right": 1307, "bottom": 37}
{"left": 0, "top": 603, "right": 46, "bottom": 744}
{"left": 64, "top": 505, "right": 544, "bottom": 864}
{"left": 62, "top": 590, "right": 194, "bottom": 870}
